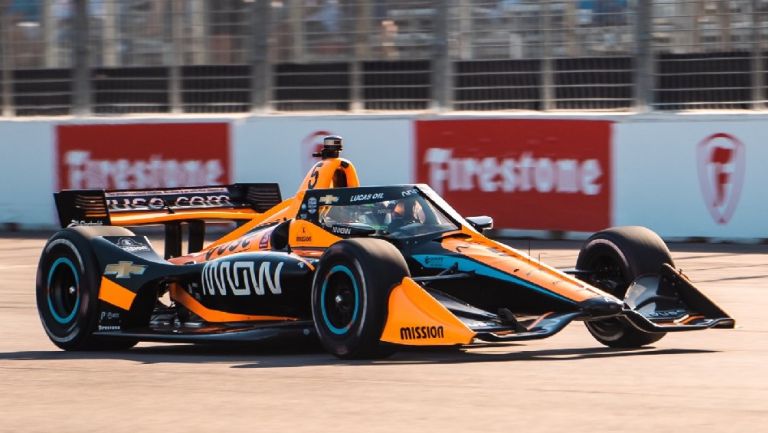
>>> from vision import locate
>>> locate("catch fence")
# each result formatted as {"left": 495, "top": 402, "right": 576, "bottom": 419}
{"left": 1, "top": 0, "right": 767, "bottom": 116}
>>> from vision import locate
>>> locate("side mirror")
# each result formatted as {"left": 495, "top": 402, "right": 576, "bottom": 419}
{"left": 466, "top": 216, "right": 493, "bottom": 232}
{"left": 270, "top": 219, "right": 291, "bottom": 251}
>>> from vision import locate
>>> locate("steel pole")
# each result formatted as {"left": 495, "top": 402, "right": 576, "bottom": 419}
{"left": 634, "top": 0, "right": 653, "bottom": 111}
{"left": 0, "top": 0, "right": 13, "bottom": 116}
{"left": 72, "top": 0, "right": 91, "bottom": 115}
{"left": 752, "top": 0, "right": 764, "bottom": 109}
{"left": 250, "top": 0, "right": 272, "bottom": 112}
{"left": 431, "top": 0, "right": 450, "bottom": 111}
{"left": 541, "top": 0, "right": 554, "bottom": 111}
{"left": 169, "top": 0, "right": 183, "bottom": 113}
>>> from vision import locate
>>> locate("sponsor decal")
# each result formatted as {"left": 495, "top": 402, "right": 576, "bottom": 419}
{"left": 484, "top": 246, "right": 507, "bottom": 257}
{"left": 205, "top": 232, "right": 259, "bottom": 260}
{"left": 646, "top": 309, "right": 688, "bottom": 319}
{"left": 319, "top": 194, "right": 339, "bottom": 205}
{"left": 331, "top": 225, "right": 352, "bottom": 236}
{"left": 68, "top": 219, "right": 104, "bottom": 227}
{"left": 416, "top": 120, "right": 611, "bottom": 231}
{"left": 307, "top": 197, "right": 318, "bottom": 214}
{"left": 100, "top": 311, "right": 120, "bottom": 321}
{"left": 98, "top": 311, "right": 121, "bottom": 332}
{"left": 105, "top": 190, "right": 233, "bottom": 212}
{"left": 258, "top": 232, "right": 270, "bottom": 249}
{"left": 115, "top": 238, "right": 151, "bottom": 253}
{"left": 201, "top": 260, "right": 283, "bottom": 296}
{"left": 350, "top": 192, "right": 384, "bottom": 202}
{"left": 57, "top": 123, "right": 229, "bottom": 190}
{"left": 423, "top": 256, "right": 444, "bottom": 266}
{"left": 97, "top": 310, "right": 121, "bottom": 331}
{"left": 104, "top": 261, "right": 147, "bottom": 279}
{"left": 696, "top": 133, "right": 745, "bottom": 225}
{"left": 295, "top": 226, "right": 312, "bottom": 243}
{"left": 401, "top": 189, "right": 419, "bottom": 197}
{"left": 400, "top": 325, "right": 445, "bottom": 340}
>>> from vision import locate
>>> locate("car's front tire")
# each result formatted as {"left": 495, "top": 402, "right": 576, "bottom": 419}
{"left": 311, "top": 238, "right": 409, "bottom": 359}
{"left": 577, "top": 226, "right": 672, "bottom": 348}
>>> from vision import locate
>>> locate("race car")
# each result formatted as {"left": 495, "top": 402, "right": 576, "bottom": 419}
{"left": 37, "top": 136, "right": 734, "bottom": 358}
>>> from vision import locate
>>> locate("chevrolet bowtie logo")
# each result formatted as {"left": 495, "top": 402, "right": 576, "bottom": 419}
{"left": 318, "top": 194, "right": 339, "bottom": 205}
{"left": 104, "top": 261, "right": 147, "bottom": 279}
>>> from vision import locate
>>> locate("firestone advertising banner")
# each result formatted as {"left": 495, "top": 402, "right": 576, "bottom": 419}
{"left": 56, "top": 123, "right": 230, "bottom": 190}
{"left": 614, "top": 121, "right": 768, "bottom": 238}
{"left": 415, "top": 119, "right": 612, "bottom": 231}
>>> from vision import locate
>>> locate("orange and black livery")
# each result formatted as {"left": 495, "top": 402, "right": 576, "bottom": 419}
{"left": 37, "top": 136, "right": 734, "bottom": 358}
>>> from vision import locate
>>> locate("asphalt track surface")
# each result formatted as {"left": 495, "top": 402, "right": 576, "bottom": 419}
{"left": 0, "top": 233, "right": 766, "bottom": 433}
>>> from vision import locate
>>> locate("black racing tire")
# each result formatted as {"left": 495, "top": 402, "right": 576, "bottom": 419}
{"left": 576, "top": 226, "right": 673, "bottom": 348}
{"left": 36, "top": 226, "right": 139, "bottom": 351}
{"left": 311, "top": 238, "right": 410, "bottom": 359}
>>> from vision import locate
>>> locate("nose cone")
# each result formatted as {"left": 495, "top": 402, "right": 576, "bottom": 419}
{"left": 580, "top": 296, "right": 624, "bottom": 318}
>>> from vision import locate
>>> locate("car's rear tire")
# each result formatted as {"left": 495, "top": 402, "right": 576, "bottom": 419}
{"left": 577, "top": 226, "right": 672, "bottom": 348}
{"left": 37, "top": 226, "right": 139, "bottom": 351}
{"left": 311, "top": 238, "right": 410, "bottom": 359}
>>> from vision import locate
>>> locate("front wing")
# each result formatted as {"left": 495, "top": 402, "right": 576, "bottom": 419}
{"left": 377, "top": 265, "right": 734, "bottom": 346}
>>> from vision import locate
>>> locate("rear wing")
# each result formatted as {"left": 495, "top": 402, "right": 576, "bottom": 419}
{"left": 54, "top": 183, "right": 282, "bottom": 228}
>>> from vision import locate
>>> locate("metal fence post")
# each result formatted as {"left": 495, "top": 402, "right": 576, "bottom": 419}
{"left": 251, "top": 0, "right": 272, "bottom": 112}
{"left": 0, "top": 1, "right": 13, "bottom": 117}
{"left": 191, "top": 0, "right": 208, "bottom": 65}
{"left": 169, "top": 0, "right": 183, "bottom": 113}
{"left": 457, "top": 0, "right": 472, "bottom": 60}
{"left": 431, "top": 0, "right": 450, "bottom": 111}
{"left": 718, "top": 0, "right": 731, "bottom": 51}
{"left": 541, "top": 0, "right": 554, "bottom": 111}
{"left": 350, "top": 0, "right": 371, "bottom": 112}
{"left": 634, "top": 0, "right": 653, "bottom": 111}
{"left": 42, "top": 0, "right": 57, "bottom": 68}
{"left": 72, "top": 0, "right": 91, "bottom": 115}
{"left": 289, "top": 0, "right": 305, "bottom": 62}
{"left": 102, "top": 0, "right": 118, "bottom": 67}
{"left": 752, "top": 0, "right": 764, "bottom": 109}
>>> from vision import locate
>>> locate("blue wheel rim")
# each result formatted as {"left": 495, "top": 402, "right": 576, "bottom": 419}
{"left": 320, "top": 265, "right": 360, "bottom": 335}
{"left": 47, "top": 257, "right": 80, "bottom": 325}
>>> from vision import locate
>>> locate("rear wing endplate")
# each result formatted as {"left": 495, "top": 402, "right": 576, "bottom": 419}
{"left": 54, "top": 183, "right": 282, "bottom": 228}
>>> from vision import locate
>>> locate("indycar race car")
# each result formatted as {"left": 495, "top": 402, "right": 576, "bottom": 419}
{"left": 37, "top": 136, "right": 734, "bottom": 358}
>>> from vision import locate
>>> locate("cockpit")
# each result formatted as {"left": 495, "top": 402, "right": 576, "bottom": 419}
{"left": 307, "top": 187, "right": 460, "bottom": 239}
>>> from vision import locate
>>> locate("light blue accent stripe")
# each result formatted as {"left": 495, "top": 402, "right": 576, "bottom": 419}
{"left": 412, "top": 254, "right": 575, "bottom": 305}
{"left": 46, "top": 257, "right": 80, "bottom": 325}
{"left": 320, "top": 265, "right": 360, "bottom": 335}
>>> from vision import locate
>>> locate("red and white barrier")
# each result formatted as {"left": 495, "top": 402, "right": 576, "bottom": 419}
{"left": 0, "top": 121, "right": 56, "bottom": 227}
{"left": 57, "top": 123, "right": 231, "bottom": 190}
{"left": 414, "top": 119, "right": 612, "bottom": 232}
{"left": 233, "top": 117, "right": 411, "bottom": 195}
{"left": 0, "top": 115, "right": 764, "bottom": 241}
{"left": 614, "top": 119, "right": 768, "bottom": 239}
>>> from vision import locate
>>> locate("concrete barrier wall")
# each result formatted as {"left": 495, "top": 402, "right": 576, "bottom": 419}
{"left": 0, "top": 121, "right": 56, "bottom": 227}
{"left": 614, "top": 119, "right": 768, "bottom": 239}
{"left": 0, "top": 115, "right": 764, "bottom": 241}
{"left": 233, "top": 116, "right": 412, "bottom": 194}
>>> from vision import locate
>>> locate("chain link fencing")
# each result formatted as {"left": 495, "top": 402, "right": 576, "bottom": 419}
{"left": 1, "top": 0, "right": 767, "bottom": 116}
